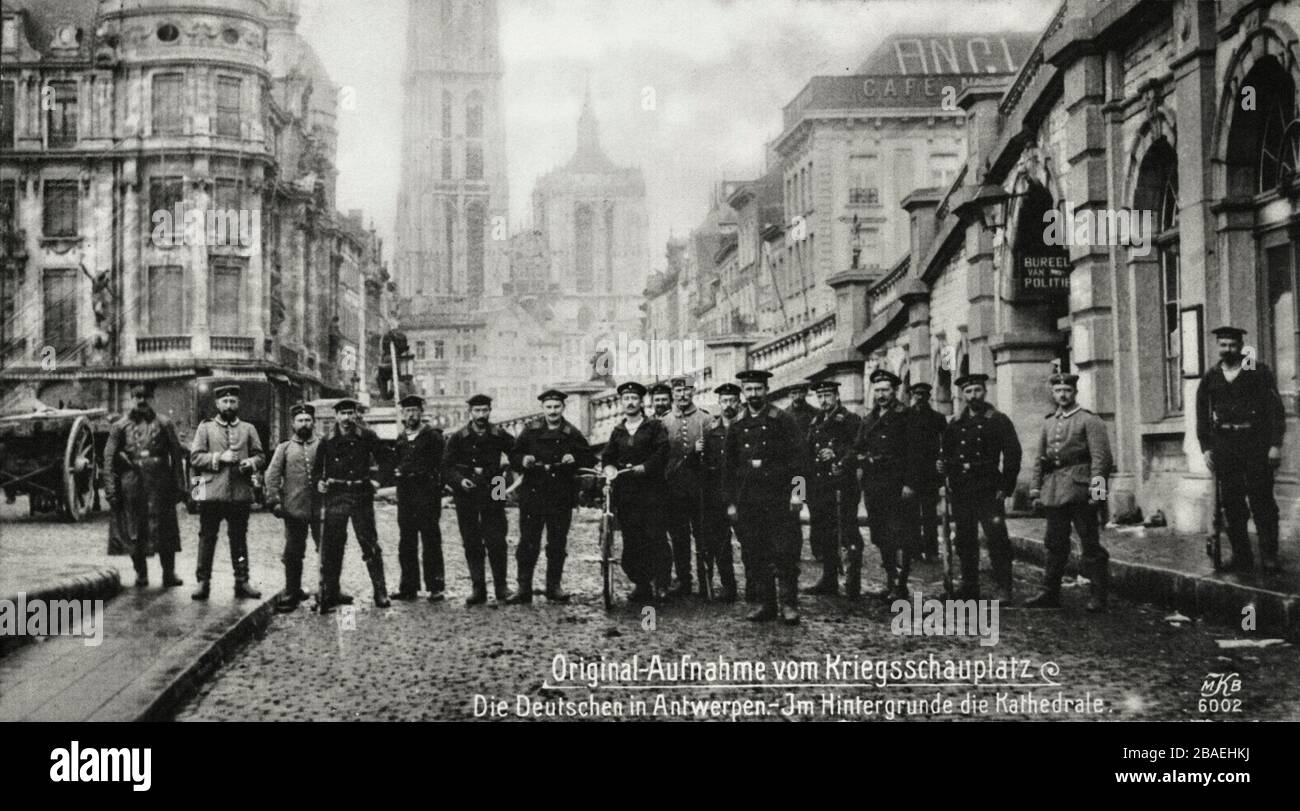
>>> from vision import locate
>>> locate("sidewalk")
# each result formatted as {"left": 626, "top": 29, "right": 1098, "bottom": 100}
{"left": 1005, "top": 517, "right": 1300, "bottom": 641}
{"left": 0, "top": 500, "right": 286, "bottom": 721}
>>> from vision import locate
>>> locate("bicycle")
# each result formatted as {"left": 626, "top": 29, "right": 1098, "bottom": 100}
{"left": 577, "top": 467, "right": 623, "bottom": 610}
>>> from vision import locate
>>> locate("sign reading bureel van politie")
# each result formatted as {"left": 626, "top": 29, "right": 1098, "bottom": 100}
{"left": 1015, "top": 251, "right": 1070, "bottom": 300}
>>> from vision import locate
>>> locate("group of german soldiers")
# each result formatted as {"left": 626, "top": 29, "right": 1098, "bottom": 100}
{"left": 109, "top": 323, "right": 1285, "bottom": 622}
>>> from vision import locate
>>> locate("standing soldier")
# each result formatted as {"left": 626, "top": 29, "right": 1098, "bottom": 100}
{"left": 442, "top": 394, "right": 515, "bottom": 606}
{"left": 787, "top": 381, "right": 817, "bottom": 440}
{"left": 847, "top": 369, "right": 924, "bottom": 601}
{"left": 649, "top": 383, "right": 673, "bottom": 419}
{"left": 508, "top": 389, "right": 593, "bottom": 604}
{"left": 661, "top": 375, "right": 712, "bottom": 598}
{"left": 700, "top": 383, "right": 741, "bottom": 602}
{"left": 725, "top": 369, "right": 808, "bottom": 624}
{"left": 104, "top": 381, "right": 186, "bottom": 589}
{"left": 937, "top": 374, "right": 1022, "bottom": 601}
{"left": 805, "top": 380, "right": 862, "bottom": 597}
{"left": 264, "top": 403, "right": 323, "bottom": 613}
{"left": 1196, "top": 326, "right": 1286, "bottom": 572}
{"left": 909, "top": 382, "right": 947, "bottom": 563}
{"left": 312, "top": 398, "right": 391, "bottom": 610}
{"left": 1026, "top": 373, "right": 1114, "bottom": 611}
{"left": 189, "top": 384, "right": 265, "bottom": 601}
{"left": 391, "top": 395, "right": 446, "bottom": 603}
{"left": 600, "top": 382, "right": 671, "bottom": 603}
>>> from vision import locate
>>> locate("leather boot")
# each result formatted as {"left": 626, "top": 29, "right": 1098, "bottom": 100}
{"left": 160, "top": 551, "right": 183, "bottom": 588}
{"left": 366, "top": 556, "right": 391, "bottom": 608}
{"left": 191, "top": 579, "right": 210, "bottom": 601}
{"left": 717, "top": 553, "right": 737, "bottom": 603}
{"left": 507, "top": 561, "right": 535, "bottom": 605}
{"left": 488, "top": 547, "right": 510, "bottom": 601}
{"left": 1225, "top": 529, "right": 1254, "bottom": 572}
{"left": 234, "top": 579, "right": 262, "bottom": 600}
{"left": 804, "top": 554, "right": 839, "bottom": 595}
{"left": 544, "top": 562, "right": 570, "bottom": 603}
{"left": 779, "top": 576, "right": 801, "bottom": 625}
{"left": 844, "top": 549, "right": 862, "bottom": 600}
{"left": 466, "top": 554, "right": 488, "bottom": 606}
{"left": 745, "top": 576, "right": 778, "bottom": 622}
{"left": 1259, "top": 525, "right": 1282, "bottom": 573}
{"left": 1085, "top": 565, "right": 1109, "bottom": 613}
{"left": 132, "top": 555, "right": 149, "bottom": 588}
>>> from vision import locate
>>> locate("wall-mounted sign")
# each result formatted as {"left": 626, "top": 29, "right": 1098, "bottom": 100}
{"left": 1014, "top": 251, "right": 1070, "bottom": 300}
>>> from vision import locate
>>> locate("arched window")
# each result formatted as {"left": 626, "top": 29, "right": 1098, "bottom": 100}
{"left": 574, "top": 203, "right": 594, "bottom": 291}
{"left": 466, "top": 91, "right": 483, "bottom": 138}
{"left": 1136, "top": 138, "right": 1182, "bottom": 412}
{"left": 466, "top": 201, "right": 485, "bottom": 296}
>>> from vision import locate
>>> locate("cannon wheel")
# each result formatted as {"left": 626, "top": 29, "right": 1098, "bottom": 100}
{"left": 61, "top": 416, "right": 98, "bottom": 522}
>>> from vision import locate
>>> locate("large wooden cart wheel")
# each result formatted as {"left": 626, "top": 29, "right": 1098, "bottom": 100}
{"left": 62, "top": 416, "right": 97, "bottom": 522}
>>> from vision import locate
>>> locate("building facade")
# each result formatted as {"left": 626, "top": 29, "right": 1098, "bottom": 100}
{"left": 0, "top": 0, "right": 392, "bottom": 446}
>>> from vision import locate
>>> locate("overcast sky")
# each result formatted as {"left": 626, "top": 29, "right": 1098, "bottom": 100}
{"left": 299, "top": 0, "right": 1054, "bottom": 273}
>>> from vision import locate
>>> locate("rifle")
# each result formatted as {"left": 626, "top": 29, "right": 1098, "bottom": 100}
{"left": 695, "top": 482, "right": 714, "bottom": 602}
{"left": 1206, "top": 470, "right": 1223, "bottom": 571}
{"left": 941, "top": 473, "right": 956, "bottom": 598}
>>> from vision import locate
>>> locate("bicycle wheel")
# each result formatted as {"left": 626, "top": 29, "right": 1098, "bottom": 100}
{"left": 600, "top": 519, "right": 615, "bottom": 610}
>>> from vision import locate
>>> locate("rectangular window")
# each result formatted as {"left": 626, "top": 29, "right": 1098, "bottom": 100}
{"left": 416, "top": 340, "right": 426, "bottom": 360}
{"left": 147, "top": 265, "right": 187, "bottom": 334}
{"left": 216, "top": 77, "right": 241, "bottom": 137}
{"left": 211, "top": 259, "right": 244, "bottom": 334}
{"left": 2, "top": 18, "right": 17, "bottom": 51}
{"left": 441, "top": 92, "right": 452, "bottom": 138}
{"left": 442, "top": 144, "right": 453, "bottom": 180}
{"left": 1, "top": 81, "right": 14, "bottom": 149}
{"left": 152, "top": 74, "right": 183, "bottom": 135}
{"left": 43, "top": 180, "right": 78, "bottom": 237}
{"left": 213, "top": 178, "right": 240, "bottom": 212}
{"left": 466, "top": 143, "right": 483, "bottom": 180}
{"left": 43, "top": 268, "right": 77, "bottom": 353}
{"left": 434, "top": 339, "right": 444, "bottom": 360}
{"left": 149, "top": 177, "right": 185, "bottom": 243}
{"left": 1161, "top": 243, "right": 1183, "bottom": 413}
{"left": 46, "top": 81, "right": 77, "bottom": 147}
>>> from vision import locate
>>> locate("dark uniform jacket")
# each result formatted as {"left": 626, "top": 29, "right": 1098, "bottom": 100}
{"left": 911, "top": 404, "right": 948, "bottom": 491}
{"left": 510, "top": 417, "right": 592, "bottom": 514}
{"left": 941, "top": 405, "right": 1021, "bottom": 495}
{"left": 1195, "top": 362, "right": 1286, "bottom": 455}
{"left": 312, "top": 426, "right": 384, "bottom": 492}
{"left": 807, "top": 404, "right": 862, "bottom": 495}
{"left": 701, "top": 414, "right": 733, "bottom": 494}
{"left": 393, "top": 424, "right": 444, "bottom": 491}
{"left": 1031, "top": 406, "right": 1111, "bottom": 507}
{"left": 105, "top": 410, "right": 186, "bottom": 556}
{"left": 599, "top": 416, "right": 669, "bottom": 508}
{"left": 847, "top": 400, "right": 926, "bottom": 501}
{"left": 723, "top": 404, "right": 809, "bottom": 505}
{"left": 788, "top": 398, "right": 817, "bottom": 440}
{"left": 442, "top": 422, "right": 515, "bottom": 500}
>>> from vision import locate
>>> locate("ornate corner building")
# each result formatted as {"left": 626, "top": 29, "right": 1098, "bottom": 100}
{"left": 0, "top": 0, "right": 394, "bottom": 446}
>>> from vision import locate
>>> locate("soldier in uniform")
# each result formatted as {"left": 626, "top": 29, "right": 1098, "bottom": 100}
{"left": 787, "top": 381, "right": 817, "bottom": 440}
{"left": 189, "top": 384, "right": 265, "bottom": 601}
{"left": 104, "top": 381, "right": 187, "bottom": 589}
{"left": 700, "top": 383, "right": 741, "bottom": 602}
{"left": 937, "top": 374, "right": 1022, "bottom": 601}
{"left": 442, "top": 393, "right": 515, "bottom": 606}
{"left": 600, "top": 382, "right": 671, "bottom": 603}
{"left": 724, "top": 369, "right": 808, "bottom": 624}
{"left": 1026, "top": 373, "right": 1114, "bottom": 611}
{"left": 264, "top": 403, "right": 323, "bottom": 612}
{"left": 846, "top": 369, "right": 924, "bottom": 601}
{"left": 311, "top": 398, "right": 391, "bottom": 610}
{"left": 660, "top": 375, "right": 712, "bottom": 598}
{"left": 507, "top": 389, "right": 593, "bottom": 604}
{"left": 391, "top": 395, "right": 446, "bottom": 602}
{"left": 649, "top": 383, "right": 673, "bottom": 419}
{"left": 1196, "top": 326, "right": 1286, "bottom": 572}
{"left": 805, "top": 379, "right": 863, "bottom": 597}
{"left": 909, "top": 382, "right": 948, "bottom": 562}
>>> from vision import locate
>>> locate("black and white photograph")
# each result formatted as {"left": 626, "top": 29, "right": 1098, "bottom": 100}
{"left": 0, "top": 0, "right": 1296, "bottom": 779}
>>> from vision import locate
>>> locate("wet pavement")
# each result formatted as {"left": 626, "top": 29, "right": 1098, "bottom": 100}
{"left": 175, "top": 505, "right": 1300, "bottom": 722}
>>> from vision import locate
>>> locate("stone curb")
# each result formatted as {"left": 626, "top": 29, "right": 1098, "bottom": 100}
{"left": 131, "top": 591, "right": 280, "bottom": 722}
{"left": 0, "top": 567, "right": 122, "bottom": 658}
{"left": 1008, "top": 533, "right": 1299, "bottom": 642}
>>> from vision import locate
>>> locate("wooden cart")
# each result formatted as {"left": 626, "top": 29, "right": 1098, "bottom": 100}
{"left": 0, "top": 407, "right": 107, "bottom": 521}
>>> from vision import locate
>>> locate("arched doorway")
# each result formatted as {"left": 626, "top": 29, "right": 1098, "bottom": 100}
{"left": 1009, "top": 178, "right": 1071, "bottom": 372}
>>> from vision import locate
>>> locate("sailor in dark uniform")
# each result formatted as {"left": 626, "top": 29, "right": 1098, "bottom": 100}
{"left": 1196, "top": 326, "right": 1287, "bottom": 572}
{"left": 804, "top": 379, "right": 862, "bottom": 597}
{"left": 390, "top": 394, "right": 446, "bottom": 602}
{"left": 909, "top": 382, "right": 948, "bottom": 562}
{"left": 701, "top": 383, "right": 742, "bottom": 602}
{"left": 442, "top": 394, "right": 515, "bottom": 606}
{"left": 600, "top": 382, "right": 671, "bottom": 603}
{"left": 507, "top": 389, "right": 593, "bottom": 603}
{"left": 937, "top": 373, "right": 1022, "bottom": 601}
{"left": 724, "top": 369, "right": 808, "bottom": 624}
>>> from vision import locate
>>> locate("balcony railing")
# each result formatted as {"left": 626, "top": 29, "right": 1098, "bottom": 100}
{"left": 211, "top": 335, "right": 255, "bottom": 356}
{"left": 867, "top": 258, "right": 909, "bottom": 323}
{"left": 747, "top": 313, "right": 836, "bottom": 375}
{"left": 136, "top": 335, "right": 192, "bottom": 354}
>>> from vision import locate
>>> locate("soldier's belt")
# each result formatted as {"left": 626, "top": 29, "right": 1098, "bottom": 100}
{"left": 1040, "top": 457, "right": 1086, "bottom": 471}
{"left": 325, "top": 479, "right": 369, "bottom": 491}
{"left": 1215, "top": 422, "right": 1255, "bottom": 432}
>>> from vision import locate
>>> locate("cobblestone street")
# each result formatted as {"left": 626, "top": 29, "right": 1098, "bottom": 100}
{"left": 167, "top": 504, "right": 1300, "bottom": 722}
